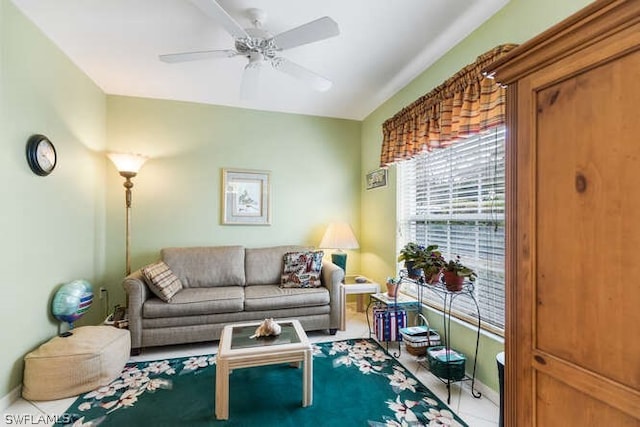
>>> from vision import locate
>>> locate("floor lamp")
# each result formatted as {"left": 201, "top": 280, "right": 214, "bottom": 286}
{"left": 319, "top": 222, "right": 359, "bottom": 274}
{"left": 108, "top": 152, "right": 148, "bottom": 276}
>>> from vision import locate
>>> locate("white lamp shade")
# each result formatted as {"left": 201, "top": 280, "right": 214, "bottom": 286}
{"left": 319, "top": 222, "right": 359, "bottom": 250}
{"left": 108, "top": 152, "right": 148, "bottom": 174}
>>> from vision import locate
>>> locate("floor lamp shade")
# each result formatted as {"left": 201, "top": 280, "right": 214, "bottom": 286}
{"left": 107, "top": 152, "right": 148, "bottom": 175}
{"left": 319, "top": 222, "right": 359, "bottom": 273}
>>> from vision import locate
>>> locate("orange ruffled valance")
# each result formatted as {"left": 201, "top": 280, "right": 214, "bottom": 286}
{"left": 380, "top": 44, "right": 518, "bottom": 166}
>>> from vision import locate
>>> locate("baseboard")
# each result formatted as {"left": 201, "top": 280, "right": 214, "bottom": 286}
{"left": 0, "top": 385, "right": 22, "bottom": 413}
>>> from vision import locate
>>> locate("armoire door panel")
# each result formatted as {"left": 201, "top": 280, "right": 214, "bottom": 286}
{"left": 532, "top": 349, "right": 640, "bottom": 419}
{"left": 536, "top": 373, "right": 639, "bottom": 426}
{"left": 534, "top": 49, "right": 640, "bottom": 391}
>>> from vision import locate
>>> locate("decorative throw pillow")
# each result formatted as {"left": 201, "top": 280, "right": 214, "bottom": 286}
{"left": 280, "top": 251, "right": 324, "bottom": 288}
{"left": 141, "top": 261, "right": 183, "bottom": 302}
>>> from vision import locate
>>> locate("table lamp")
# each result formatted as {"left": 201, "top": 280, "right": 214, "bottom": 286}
{"left": 319, "top": 222, "right": 359, "bottom": 273}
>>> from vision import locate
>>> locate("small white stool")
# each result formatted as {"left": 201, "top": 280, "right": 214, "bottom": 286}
{"left": 22, "top": 326, "right": 130, "bottom": 401}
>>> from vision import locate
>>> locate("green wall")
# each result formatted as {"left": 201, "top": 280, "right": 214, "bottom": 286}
{"left": 103, "top": 96, "right": 362, "bottom": 306}
{"left": 0, "top": 0, "right": 107, "bottom": 400}
{"left": 359, "top": 0, "right": 593, "bottom": 393}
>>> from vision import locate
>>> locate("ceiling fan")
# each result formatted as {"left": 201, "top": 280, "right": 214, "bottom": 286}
{"left": 159, "top": 0, "right": 340, "bottom": 98}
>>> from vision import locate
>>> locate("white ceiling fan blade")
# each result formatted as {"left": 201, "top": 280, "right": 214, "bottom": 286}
{"left": 272, "top": 58, "right": 332, "bottom": 92}
{"left": 272, "top": 16, "right": 339, "bottom": 51}
{"left": 159, "top": 49, "right": 237, "bottom": 63}
{"left": 240, "top": 61, "right": 262, "bottom": 100}
{"left": 189, "top": 0, "right": 249, "bottom": 39}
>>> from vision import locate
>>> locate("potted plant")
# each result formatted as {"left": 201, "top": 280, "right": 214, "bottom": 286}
{"left": 397, "top": 242, "right": 426, "bottom": 278}
{"left": 385, "top": 276, "right": 400, "bottom": 298}
{"left": 442, "top": 255, "right": 477, "bottom": 291}
{"left": 414, "top": 245, "right": 446, "bottom": 284}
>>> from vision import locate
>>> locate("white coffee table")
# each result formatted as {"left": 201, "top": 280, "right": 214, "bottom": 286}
{"left": 215, "top": 319, "right": 313, "bottom": 420}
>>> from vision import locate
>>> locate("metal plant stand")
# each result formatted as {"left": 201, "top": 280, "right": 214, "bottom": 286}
{"left": 401, "top": 272, "right": 482, "bottom": 404}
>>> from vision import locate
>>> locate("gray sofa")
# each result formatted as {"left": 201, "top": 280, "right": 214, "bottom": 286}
{"left": 124, "top": 245, "right": 344, "bottom": 353}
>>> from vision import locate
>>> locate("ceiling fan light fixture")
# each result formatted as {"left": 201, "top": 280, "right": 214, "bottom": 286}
{"left": 163, "top": 0, "right": 340, "bottom": 96}
{"left": 247, "top": 52, "right": 265, "bottom": 65}
{"left": 240, "top": 63, "right": 261, "bottom": 100}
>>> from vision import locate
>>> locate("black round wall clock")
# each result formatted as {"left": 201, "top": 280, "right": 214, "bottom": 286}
{"left": 26, "top": 134, "right": 57, "bottom": 176}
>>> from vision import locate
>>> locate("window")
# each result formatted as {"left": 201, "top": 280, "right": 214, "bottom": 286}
{"left": 397, "top": 126, "right": 505, "bottom": 333}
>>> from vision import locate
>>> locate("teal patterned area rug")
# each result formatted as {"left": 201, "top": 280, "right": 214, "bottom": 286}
{"left": 56, "top": 339, "right": 467, "bottom": 426}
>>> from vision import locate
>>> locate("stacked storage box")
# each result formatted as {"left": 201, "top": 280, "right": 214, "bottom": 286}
{"left": 373, "top": 307, "right": 407, "bottom": 342}
{"left": 426, "top": 346, "right": 466, "bottom": 381}
{"left": 399, "top": 325, "right": 441, "bottom": 356}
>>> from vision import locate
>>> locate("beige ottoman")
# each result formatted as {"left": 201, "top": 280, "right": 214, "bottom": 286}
{"left": 22, "top": 326, "right": 130, "bottom": 401}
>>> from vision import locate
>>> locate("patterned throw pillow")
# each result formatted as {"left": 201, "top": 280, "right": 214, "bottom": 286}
{"left": 141, "top": 261, "right": 183, "bottom": 302}
{"left": 280, "top": 251, "right": 324, "bottom": 288}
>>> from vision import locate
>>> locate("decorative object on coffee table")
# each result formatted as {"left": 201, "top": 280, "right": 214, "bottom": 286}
{"left": 250, "top": 318, "right": 282, "bottom": 338}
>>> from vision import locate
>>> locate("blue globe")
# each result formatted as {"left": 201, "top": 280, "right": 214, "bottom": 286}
{"left": 52, "top": 280, "right": 94, "bottom": 327}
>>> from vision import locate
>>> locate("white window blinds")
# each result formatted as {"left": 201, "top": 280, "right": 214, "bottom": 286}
{"left": 397, "top": 126, "right": 506, "bottom": 333}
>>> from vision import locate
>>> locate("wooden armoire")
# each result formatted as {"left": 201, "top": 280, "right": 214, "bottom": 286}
{"left": 487, "top": 1, "right": 640, "bottom": 426}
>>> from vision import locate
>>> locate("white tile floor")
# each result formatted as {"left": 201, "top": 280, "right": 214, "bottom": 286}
{"left": 2, "top": 305, "right": 499, "bottom": 426}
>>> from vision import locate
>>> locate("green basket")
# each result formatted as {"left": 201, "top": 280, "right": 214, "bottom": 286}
{"left": 426, "top": 346, "right": 466, "bottom": 381}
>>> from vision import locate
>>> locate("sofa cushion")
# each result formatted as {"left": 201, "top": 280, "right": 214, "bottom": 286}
{"left": 245, "top": 245, "right": 311, "bottom": 285}
{"left": 143, "top": 287, "right": 244, "bottom": 318}
{"left": 141, "top": 261, "right": 183, "bottom": 302}
{"left": 161, "top": 246, "right": 245, "bottom": 288}
{"left": 281, "top": 250, "right": 324, "bottom": 288}
{"left": 142, "top": 305, "right": 330, "bottom": 329}
{"left": 244, "top": 284, "right": 329, "bottom": 311}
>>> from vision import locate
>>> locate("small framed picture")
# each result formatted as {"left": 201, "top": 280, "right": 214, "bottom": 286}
{"left": 222, "top": 168, "right": 271, "bottom": 225}
{"left": 366, "top": 168, "right": 388, "bottom": 190}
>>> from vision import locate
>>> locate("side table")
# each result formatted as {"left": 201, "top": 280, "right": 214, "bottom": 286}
{"left": 340, "top": 275, "right": 380, "bottom": 331}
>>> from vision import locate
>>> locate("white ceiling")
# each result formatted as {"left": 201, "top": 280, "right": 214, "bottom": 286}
{"left": 11, "top": 0, "right": 509, "bottom": 120}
